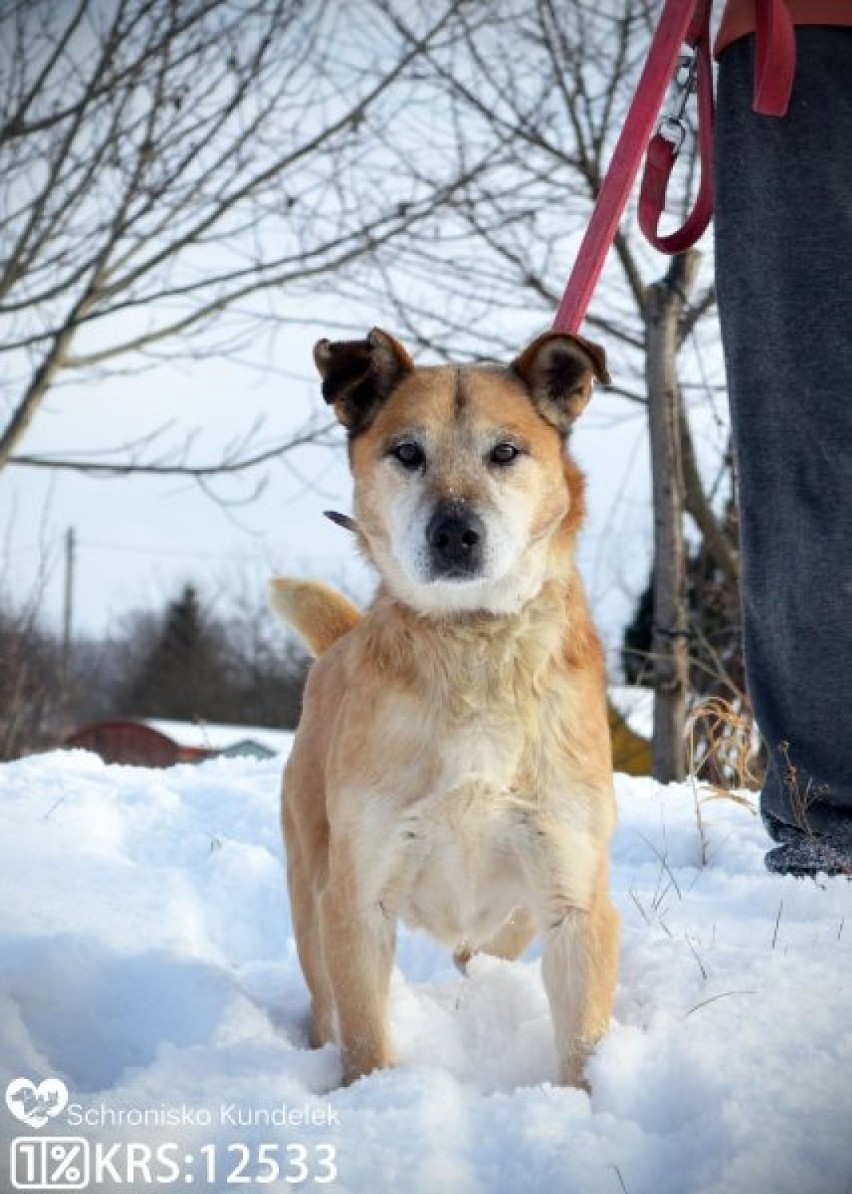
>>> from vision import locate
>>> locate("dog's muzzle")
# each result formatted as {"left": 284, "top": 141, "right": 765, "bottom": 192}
{"left": 426, "top": 501, "right": 485, "bottom": 580}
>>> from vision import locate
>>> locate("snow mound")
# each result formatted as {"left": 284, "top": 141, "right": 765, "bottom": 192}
{"left": 1, "top": 750, "right": 850, "bottom": 1193}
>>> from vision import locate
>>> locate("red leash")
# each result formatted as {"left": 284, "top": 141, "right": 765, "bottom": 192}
{"left": 553, "top": 0, "right": 796, "bottom": 337}
{"left": 638, "top": 3, "right": 715, "bottom": 256}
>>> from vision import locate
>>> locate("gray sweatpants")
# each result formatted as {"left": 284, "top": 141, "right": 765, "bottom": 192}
{"left": 714, "top": 28, "right": 852, "bottom": 842}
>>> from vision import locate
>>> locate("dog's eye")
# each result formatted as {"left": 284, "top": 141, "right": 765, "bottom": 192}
{"left": 490, "top": 442, "right": 520, "bottom": 466}
{"left": 391, "top": 441, "right": 425, "bottom": 469}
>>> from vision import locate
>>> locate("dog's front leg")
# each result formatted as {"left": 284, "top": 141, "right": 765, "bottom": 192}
{"left": 540, "top": 894, "right": 618, "bottom": 1090}
{"left": 320, "top": 843, "right": 396, "bottom": 1085}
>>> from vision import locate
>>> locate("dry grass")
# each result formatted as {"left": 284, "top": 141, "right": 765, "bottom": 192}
{"left": 776, "top": 740, "right": 852, "bottom": 878}
{"left": 686, "top": 697, "right": 759, "bottom": 865}
{"left": 687, "top": 696, "right": 763, "bottom": 793}
{"left": 687, "top": 709, "right": 851, "bottom": 877}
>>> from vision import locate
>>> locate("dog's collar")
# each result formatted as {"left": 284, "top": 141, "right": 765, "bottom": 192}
{"left": 324, "top": 510, "right": 358, "bottom": 533}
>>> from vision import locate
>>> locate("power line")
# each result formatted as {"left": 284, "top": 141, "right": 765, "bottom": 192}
{"left": 8, "top": 536, "right": 356, "bottom": 565}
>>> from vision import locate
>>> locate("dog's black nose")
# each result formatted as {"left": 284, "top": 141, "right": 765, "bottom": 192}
{"left": 426, "top": 502, "right": 485, "bottom": 578}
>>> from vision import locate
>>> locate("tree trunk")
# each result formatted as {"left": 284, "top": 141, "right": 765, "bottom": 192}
{"left": 645, "top": 250, "right": 701, "bottom": 782}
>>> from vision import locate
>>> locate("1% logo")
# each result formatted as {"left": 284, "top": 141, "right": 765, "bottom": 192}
{"left": 11, "top": 1137, "right": 89, "bottom": 1190}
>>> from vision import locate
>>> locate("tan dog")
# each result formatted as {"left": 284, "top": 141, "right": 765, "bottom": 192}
{"left": 273, "top": 328, "right": 618, "bottom": 1089}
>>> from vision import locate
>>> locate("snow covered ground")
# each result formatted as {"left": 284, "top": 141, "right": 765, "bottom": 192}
{"left": 1, "top": 748, "right": 850, "bottom": 1193}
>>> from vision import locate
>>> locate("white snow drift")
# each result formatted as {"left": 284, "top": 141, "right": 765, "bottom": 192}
{"left": 0, "top": 748, "right": 850, "bottom": 1193}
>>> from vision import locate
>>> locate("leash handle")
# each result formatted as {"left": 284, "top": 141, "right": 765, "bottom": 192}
{"left": 638, "top": 6, "right": 714, "bottom": 255}
{"left": 552, "top": 0, "right": 797, "bottom": 336}
{"left": 637, "top": 0, "right": 794, "bottom": 254}
{"left": 553, "top": 0, "right": 710, "bottom": 335}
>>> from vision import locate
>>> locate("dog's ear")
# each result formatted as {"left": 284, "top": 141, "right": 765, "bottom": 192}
{"left": 510, "top": 331, "right": 610, "bottom": 434}
{"left": 313, "top": 328, "right": 413, "bottom": 434}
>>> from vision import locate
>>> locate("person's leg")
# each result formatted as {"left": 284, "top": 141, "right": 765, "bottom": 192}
{"left": 714, "top": 29, "right": 852, "bottom": 876}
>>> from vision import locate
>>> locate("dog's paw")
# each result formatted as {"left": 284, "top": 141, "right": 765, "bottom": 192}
{"left": 453, "top": 947, "right": 472, "bottom": 974}
{"left": 560, "top": 1052, "right": 592, "bottom": 1094}
{"left": 340, "top": 1047, "right": 397, "bottom": 1087}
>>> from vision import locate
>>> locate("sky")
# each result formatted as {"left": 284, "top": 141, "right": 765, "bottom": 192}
{"left": 1, "top": 322, "right": 656, "bottom": 669}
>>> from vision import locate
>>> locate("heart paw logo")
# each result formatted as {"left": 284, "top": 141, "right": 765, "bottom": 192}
{"left": 5, "top": 1077, "right": 69, "bottom": 1129}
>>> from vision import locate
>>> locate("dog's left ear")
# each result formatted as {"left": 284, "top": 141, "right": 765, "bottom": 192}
{"left": 313, "top": 328, "right": 413, "bottom": 435}
{"left": 511, "top": 332, "right": 610, "bottom": 434}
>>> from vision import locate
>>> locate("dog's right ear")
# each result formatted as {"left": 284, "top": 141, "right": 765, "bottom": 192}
{"left": 313, "top": 328, "right": 413, "bottom": 434}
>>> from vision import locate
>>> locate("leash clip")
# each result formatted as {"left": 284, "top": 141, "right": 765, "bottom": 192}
{"left": 656, "top": 50, "right": 698, "bottom": 153}
{"left": 553, "top": 0, "right": 715, "bottom": 332}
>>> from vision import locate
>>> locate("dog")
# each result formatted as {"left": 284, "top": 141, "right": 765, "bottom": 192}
{"left": 272, "top": 327, "right": 618, "bottom": 1089}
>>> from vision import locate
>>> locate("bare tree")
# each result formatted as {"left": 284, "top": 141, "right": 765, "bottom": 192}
{"left": 349, "top": 0, "right": 742, "bottom": 779}
{"left": 0, "top": 592, "right": 63, "bottom": 759}
{"left": 2, "top": 0, "right": 748, "bottom": 776}
{"left": 0, "top": 0, "right": 479, "bottom": 481}
{"left": 646, "top": 249, "right": 700, "bottom": 781}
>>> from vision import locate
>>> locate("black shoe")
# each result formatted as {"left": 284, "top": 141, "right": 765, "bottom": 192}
{"left": 765, "top": 836, "right": 852, "bottom": 879}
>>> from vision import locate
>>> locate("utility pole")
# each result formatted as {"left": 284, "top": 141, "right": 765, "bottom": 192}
{"left": 61, "top": 527, "right": 76, "bottom": 707}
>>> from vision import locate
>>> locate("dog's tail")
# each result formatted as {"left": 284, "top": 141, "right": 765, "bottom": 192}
{"left": 269, "top": 577, "right": 361, "bottom": 658}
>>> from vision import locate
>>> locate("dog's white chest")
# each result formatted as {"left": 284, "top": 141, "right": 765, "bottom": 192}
{"left": 392, "top": 779, "right": 531, "bottom": 948}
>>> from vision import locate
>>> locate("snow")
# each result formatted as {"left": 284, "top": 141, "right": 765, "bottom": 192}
{"left": 144, "top": 718, "right": 295, "bottom": 756}
{"left": 1, "top": 749, "right": 850, "bottom": 1194}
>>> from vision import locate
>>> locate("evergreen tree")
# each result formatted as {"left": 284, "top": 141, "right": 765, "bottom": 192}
{"left": 621, "top": 506, "right": 744, "bottom": 702}
{"left": 122, "top": 584, "right": 224, "bottom": 721}
{"left": 622, "top": 579, "right": 655, "bottom": 686}
{"left": 115, "top": 582, "right": 310, "bottom": 728}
